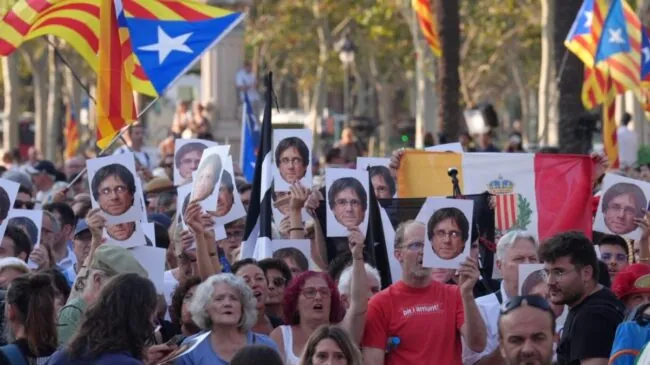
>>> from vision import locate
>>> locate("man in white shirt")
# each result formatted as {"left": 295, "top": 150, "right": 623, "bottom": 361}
{"left": 235, "top": 61, "right": 260, "bottom": 112}
{"left": 617, "top": 113, "right": 638, "bottom": 168}
{"left": 463, "top": 230, "right": 539, "bottom": 365}
{"left": 113, "top": 123, "right": 152, "bottom": 171}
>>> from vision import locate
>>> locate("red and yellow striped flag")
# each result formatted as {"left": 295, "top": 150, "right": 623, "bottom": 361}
{"left": 64, "top": 101, "right": 79, "bottom": 158}
{"left": 412, "top": 0, "right": 441, "bottom": 57}
{"left": 582, "top": 66, "right": 606, "bottom": 109}
{"left": 96, "top": 0, "right": 135, "bottom": 148}
{"left": 0, "top": 0, "right": 157, "bottom": 96}
{"left": 603, "top": 69, "right": 619, "bottom": 169}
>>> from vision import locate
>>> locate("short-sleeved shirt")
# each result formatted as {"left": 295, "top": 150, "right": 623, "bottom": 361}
{"left": 57, "top": 297, "right": 88, "bottom": 346}
{"left": 361, "top": 280, "right": 465, "bottom": 365}
{"left": 556, "top": 287, "right": 625, "bottom": 365}
{"left": 175, "top": 331, "right": 279, "bottom": 365}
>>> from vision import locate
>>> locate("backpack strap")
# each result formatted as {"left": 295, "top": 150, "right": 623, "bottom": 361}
{"left": 0, "top": 344, "right": 27, "bottom": 365}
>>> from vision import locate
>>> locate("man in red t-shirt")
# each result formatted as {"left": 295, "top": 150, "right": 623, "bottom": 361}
{"left": 361, "top": 220, "right": 487, "bottom": 365}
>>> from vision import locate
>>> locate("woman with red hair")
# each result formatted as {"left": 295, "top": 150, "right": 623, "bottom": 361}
{"left": 270, "top": 238, "right": 367, "bottom": 365}
{"left": 612, "top": 263, "right": 650, "bottom": 312}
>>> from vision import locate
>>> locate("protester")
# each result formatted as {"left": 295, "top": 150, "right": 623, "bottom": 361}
{"left": 612, "top": 263, "right": 650, "bottom": 313}
{"left": 0, "top": 258, "right": 29, "bottom": 289}
{"left": 62, "top": 220, "right": 91, "bottom": 285}
{"left": 175, "top": 273, "right": 279, "bottom": 364}
{"left": 361, "top": 220, "right": 487, "bottom": 364}
{"left": 497, "top": 295, "right": 556, "bottom": 365}
{"left": 169, "top": 276, "right": 202, "bottom": 337}
{"left": 57, "top": 208, "right": 148, "bottom": 345}
{"left": 113, "top": 123, "right": 152, "bottom": 171}
{"left": 539, "top": 231, "right": 626, "bottom": 364}
{"left": 27, "top": 161, "right": 66, "bottom": 206}
{"left": 231, "top": 345, "right": 284, "bottom": 365}
{"left": 231, "top": 259, "right": 283, "bottom": 334}
{"left": 297, "top": 325, "right": 363, "bottom": 365}
{"left": 597, "top": 234, "right": 631, "bottom": 281}
{"left": 0, "top": 226, "right": 32, "bottom": 262}
{"left": 337, "top": 262, "right": 381, "bottom": 307}
{"left": 47, "top": 273, "right": 163, "bottom": 364}
{"left": 258, "top": 258, "right": 293, "bottom": 319}
{"left": 43, "top": 203, "right": 77, "bottom": 270}
{"left": 463, "top": 231, "right": 539, "bottom": 365}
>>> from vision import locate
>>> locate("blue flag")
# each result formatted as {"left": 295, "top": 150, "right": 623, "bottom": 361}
{"left": 642, "top": 26, "right": 650, "bottom": 81}
{"left": 240, "top": 94, "right": 260, "bottom": 182}
{"left": 595, "top": 0, "right": 631, "bottom": 64}
{"left": 117, "top": 0, "right": 244, "bottom": 96}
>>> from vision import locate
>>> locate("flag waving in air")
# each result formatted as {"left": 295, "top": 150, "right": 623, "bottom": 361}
{"left": 241, "top": 72, "right": 274, "bottom": 260}
{"left": 240, "top": 94, "right": 260, "bottom": 182}
{"left": 412, "top": 0, "right": 441, "bottom": 57}
{"left": 115, "top": 0, "right": 244, "bottom": 97}
{"left": 565, "top": 0, "right": 597, "bottom": 65}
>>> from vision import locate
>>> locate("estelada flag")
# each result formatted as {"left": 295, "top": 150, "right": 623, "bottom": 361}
{"left": 398, "top": 152, "right": 593, "bottom": 242}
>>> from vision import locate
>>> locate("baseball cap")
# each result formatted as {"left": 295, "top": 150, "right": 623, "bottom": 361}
{"left": 90, "top": 244, "right": 148, "bottom": 278}
{"left": 74, "top": 220, "right": 90, "bottom": 237}
{"left": 26, "top": 160, "right": 57, "bottom": 176}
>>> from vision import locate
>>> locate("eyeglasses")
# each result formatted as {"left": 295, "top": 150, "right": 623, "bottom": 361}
{"left": 335, "top": 199, "right": 361, "bottom": 208}
{"left": 13, "top": 200, "right": 34, "bottom": 209}
{"left": 433, "top": 230, "right": 462, "bottom": 240}
{"left": 397, "top": 241, "right": 425, "bottom": 252}
{"left": 607, "top": 203, "right": 638, "bottom": 216}
{"left": 280, "top": 157, "right": 303, "bottom": 166}
{"left": 226, "top": 229, "right": 245, "bottom": 240}
{"left": 601, "top": 252, "right": 628, "bottom": 263}
{"left": 271, "top": 277, "right": 287, "bottom": 287}
{"left": 99, "top": 185, "right": 128, "bottom": 197}
{"left": 180, "top": 157, "right": 201, "bottom": 166}
{"left": 301, "top": 287, "right": 331, "bottom": 299}
{"left": 501, "top": 295, "right": 553, "bottom": 316}
{"left": 543, "top": 268, "right": 576, "bottom": 280}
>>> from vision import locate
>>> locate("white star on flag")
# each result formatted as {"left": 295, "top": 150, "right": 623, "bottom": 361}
{"left": 139, "top": 26, "right": 194, "bottom": 64}
{"left": 643, "top": 47, "right": 650, "bottom": 63}
{"left": 608, "top": 28, "right": 626, "bottom": 44}
{"left": 583, "top": 11, "right": 593, "bottom": 28}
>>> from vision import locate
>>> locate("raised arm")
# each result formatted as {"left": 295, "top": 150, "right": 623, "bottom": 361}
{"left": 67, "top": 208, "right": 105, "bottom": 302}
{"left": 340, "top": 228, "right": 368, "bottom": 344}
{"left": 185, "top": 203, "right": 218, "bottom": 280}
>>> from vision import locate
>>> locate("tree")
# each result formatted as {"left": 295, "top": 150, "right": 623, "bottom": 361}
{"left": 537, "top": 0, "right": 556, "bottom": 146}
{"left": 434, "top": 0, "right": 461, "bottom": 141}
{"left": 1, "top": 53, "right": 20, "bottom": 149}
{"left": 554, "top": 0, "right": 586, "bottom": 153}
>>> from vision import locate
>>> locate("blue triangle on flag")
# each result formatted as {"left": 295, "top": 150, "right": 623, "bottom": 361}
{"left": 566, "top": 0, "right": 595, "bottom": 42}
{"left": 595, "top": 0, "right": 631, "bottom": 63}
{"left": 125, "top": 12, "right": 242, "bottom": 95}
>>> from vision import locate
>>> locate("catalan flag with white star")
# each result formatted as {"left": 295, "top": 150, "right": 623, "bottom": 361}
{"left": 114, "top": 0, "right": 244, "bottom": 97}
{"left": 593, "top": 0, "right": 641, "bottom": 97}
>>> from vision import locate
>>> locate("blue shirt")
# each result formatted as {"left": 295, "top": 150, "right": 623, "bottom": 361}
{"left": 175, "top": 331, "right": 279, "bottom": 365}
{"left": 45, "top": 350, "right": 143, "bottom": 365}
{"left": 219, "top": 253, "right": 231, "bottom": 273}
{"left": 62, "top": 265, "right": 77, "bottom": 287}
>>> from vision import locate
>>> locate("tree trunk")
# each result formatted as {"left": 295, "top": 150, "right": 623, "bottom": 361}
{"left": 555, "top": 0, "right": 586, "bottom": 153}
{"left": 509, "top": 53, "right": 530, "bottom": 143}
{"left": 537, "top": 0, "right": 555, "bottom": 146}
{"left": 22, "top": 46, "right": 49, "bottom": 157}
{"left": 1, "top": 53, "right": 20, "bottom": 150}
{"left": 308, "top": 0, "right": 330, "bottom": 154}
{"left": 434, "top": 0, "right": 461, "bottom": 141}
{"left": 46, "top": 38, "right": 62, "bottom": 162}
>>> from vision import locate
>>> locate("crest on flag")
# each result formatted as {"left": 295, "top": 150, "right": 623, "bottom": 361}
{"left": 487, "top": 175, "right": 532, "bottom": 236}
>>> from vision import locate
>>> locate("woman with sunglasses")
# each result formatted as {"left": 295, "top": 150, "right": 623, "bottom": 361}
{"left": 270, "top": 237, "right": 367, "bottom": 365}
{"left": 259, "top": 258, "right": 293, "bottom": 319}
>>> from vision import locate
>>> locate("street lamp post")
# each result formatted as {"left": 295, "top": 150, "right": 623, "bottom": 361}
{"left": 338, "top": 35, "right": 356, "bottom": 129}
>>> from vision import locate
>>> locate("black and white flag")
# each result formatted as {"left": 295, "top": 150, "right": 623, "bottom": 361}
{"left": 241, "top": 72, "right": 274, "bottom": 259}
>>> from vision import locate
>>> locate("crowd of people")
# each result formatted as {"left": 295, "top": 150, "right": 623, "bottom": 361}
{"left": 0, "top": 116, "right": 646, "bottom": 365}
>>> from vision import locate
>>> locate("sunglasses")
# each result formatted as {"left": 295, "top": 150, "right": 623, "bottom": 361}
{"left": 271, "top": 277, "right": 287, "bottom": 287}
{"left": 13, "top": 200, "right": 34, "bottom": 209}
{"left": 501, "top": 295, "right": 553, "bottom": 316}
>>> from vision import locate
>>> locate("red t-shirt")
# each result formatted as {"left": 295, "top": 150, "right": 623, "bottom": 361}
{"left": 361, "top": 280, "right": 465, "bottom": 365}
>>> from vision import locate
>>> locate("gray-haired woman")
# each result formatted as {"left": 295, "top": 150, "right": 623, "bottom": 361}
{"left": 175, "top": 274, "right": 280, "bottom": 365}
